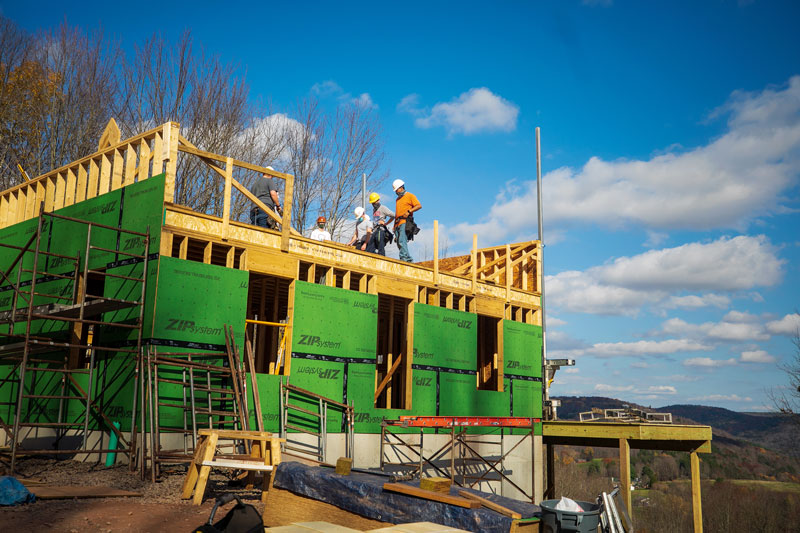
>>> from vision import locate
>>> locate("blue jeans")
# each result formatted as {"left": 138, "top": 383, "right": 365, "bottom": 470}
{"left": 396, "top": 223, "right": 412, "bottom": 262}
{"left": 250, "top": 208, "right": 274, "bottom": 229}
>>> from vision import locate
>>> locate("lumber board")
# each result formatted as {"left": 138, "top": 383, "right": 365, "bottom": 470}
{"left": 201, "top": 459, "right": 274, "bottom": 471}
{"left": 420, "top": 476, "right": 451, "bottom": 493}
{"left": 29, "top": 485, "right": 142, "bottom": 499}
{"left": 458, "top": 490, "right": 521, "bottom": 519}
{"left": 382, "top": 483, "right": 480, "bottom": 508}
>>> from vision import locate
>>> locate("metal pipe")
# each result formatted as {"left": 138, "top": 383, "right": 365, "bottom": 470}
{"left": 535, "top": 127, "right": 550, "bottom": 418}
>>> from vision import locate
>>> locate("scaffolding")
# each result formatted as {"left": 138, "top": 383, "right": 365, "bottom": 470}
{"left": 0, "top": 210, "right": 150, "bottom": 474}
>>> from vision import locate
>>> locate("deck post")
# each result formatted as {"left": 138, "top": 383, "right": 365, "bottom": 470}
{"left": 545, "top": 443, "right": 555, "bottom": 499}
{"left": 691, "top": 450, "right": 703, "bottom": 532}
{"left": 618, "top": 437, "right": 631, "bottom": 514}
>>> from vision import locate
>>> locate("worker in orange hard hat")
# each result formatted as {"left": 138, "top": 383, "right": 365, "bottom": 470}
{"left": 366, "top": 192, "right": 395, "bottom": 256}
{"left": 310, "top": 215, "right": 331, "bottom": 242}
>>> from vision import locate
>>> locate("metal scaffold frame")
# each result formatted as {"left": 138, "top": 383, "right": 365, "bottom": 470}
{"left": 0, "top": 209, "right": 150, "bottom": 474}
{"left": 380, "top": 416, "right": 542, "bottom": 503}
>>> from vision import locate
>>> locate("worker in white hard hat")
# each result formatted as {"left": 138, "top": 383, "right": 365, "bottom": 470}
{"left": 346, "top": 206, "right": 372, "bottom": 251}
{"left": 366, "top": 192, "right": 395, "bottom": 256}
{"left": 392, "top": 179, "right": 421, "bottom": 262}
{"left": 249, "top": 166, "right": 282, "bottom": 229}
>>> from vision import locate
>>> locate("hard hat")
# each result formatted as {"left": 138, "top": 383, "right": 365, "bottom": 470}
{"left": 354, "top": 206, "right": 365, "bottom": 218}
{"left": 317, "top": 215, "right": 326, "bottom": 224}
{"left": 369, "top": 192, "right": 380, "bottom": 203}
{"left": 266, "top": 166, "right": 274, "bottom": 171}
{"left": 392, "top": 179, "right": 405, "bottom": 191}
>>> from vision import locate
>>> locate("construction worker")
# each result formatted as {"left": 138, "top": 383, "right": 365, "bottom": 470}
{"left": 347, "top": 207, "right": 372, "bottom": 251}
{"left": 392, "top": 179, "right": 421, "bottom": 262}
{"left": 366, "top": 192, "right": 395, "bottom": 256}
{"left": 249, "top": 166, "right": 282, "bottom": 229}
{"left": 310, "top": 216, "right": 331, "bottom": 241}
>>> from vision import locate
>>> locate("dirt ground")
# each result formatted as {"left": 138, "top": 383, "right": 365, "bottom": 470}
{"left": 0, "top": 458, "right": 389, "bottom": 532}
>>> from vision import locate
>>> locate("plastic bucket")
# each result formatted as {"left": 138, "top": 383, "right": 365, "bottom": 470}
{"left": 539, "top": 499, "right": 602, "bottom": 533}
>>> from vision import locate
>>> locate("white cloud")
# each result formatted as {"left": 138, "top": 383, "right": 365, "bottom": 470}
{"left": 397, "top": 94, "right": 422, "bottom": 115}
{"left": 545, "top": 235, "right": 783, "bottom": 316}
{"left": 410, "top": 88, "right": 519, "bottom": 135}
{"left": 740, "top": 350, "right": 777, "bottom": 364}
{"left": 553, "top": 338, "right": 713, "bottom": 360}
{"left": 563, "top": 368, "right": 580, "bottom": 374}
{"left": 312, "top": 80, "right": 377, "bottom": 109}
{"left": 547, "top": 317, "right": 567, "bottom": 327}
{"left": 640, "top": 385, "right": 677, "bottom": 395}
{"left": 766, "top": 313, "right": 800, "bottom": 335}
{"left": 595, "top": 384, "right": 634, "bottom": 392}
{"left": 683, "top": 357, "right": 738, "bottom": 367}
{"left": 660, "top": 316, "right": 769, "bottom": 342}
{"left": 447, "top": 76, "right": 800, "bottom": 242}
{"left": 689, "top": 394, "right": 752, "bottom": 402}
{"left": 631, "top": 362, "right": 650, "bottom": 368}
{"left": 664, "top": 294, "right": 731, "bottom": 310}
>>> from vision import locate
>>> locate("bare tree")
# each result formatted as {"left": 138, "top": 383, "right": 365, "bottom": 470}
{"left": 117, "top": 31, "right": 275, "bottom": 217}
{"left": 282, "top": 96, "right": 388, "bottom": 236}
{"left": 770, "top": 328, "right": 800, "bottom": 416}
{"left": 0, "top": 18, "right": 119, "bottom": 188}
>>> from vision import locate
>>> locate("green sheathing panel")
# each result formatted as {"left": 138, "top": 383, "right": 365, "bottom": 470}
{"left": 0, "top": 176, "right": 165, "bottom": 431}
{"left": 412, "top": 304, "right": 476, "bottom": 371}
{"left": 149, "top": 257, "right": 248, "bottom": 431}
{"left": 253, "top": 374, "right": 283, "bottom": 432}
{"left": 288, "top": 358, "right": 345, "bottom": 431}
{"left": 289, "top": 281, "right": 378, "bottom": 433}
{"left": 505, "top": 378, "right": 543, "bottom": 435}
{"left": 291, "top": 281, "right": 378, "bottom": 360}
{"left": 503, "top": 321, "right": 543, "bottom": 379}
{"left": 347, "top": 363, "right": 416, "bottom": 434}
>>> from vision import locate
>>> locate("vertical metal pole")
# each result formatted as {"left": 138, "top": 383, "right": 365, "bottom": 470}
{"left": 318, "top": 397, "right": 324, "bottom": 462}
{"left": 181, "top": 368, "right": 188, "bottom": 455}
{"left": 11, "top": 211, "right": 46, "bottom": 474}
{"left": 279, "top": 380, "right": 285, "bottom": 442}
{"left": 206, "top": 369, "right": 213, "bottom": 429}
{"left": 129, "top": 350, "right": 139, "bottom": 473}
{"left": 188, "top": 357, "right": 198, "bottom": 448}
{"left": 82, "top": 328, "right": 96, "bottom": 450}
{"left": 379, "top": 422, "right": 385, "bottom": 471}
{"left": 361, "top": 173, "right": 367, "bottom": 212}
{"left": 535, "top": 127, "right": 549, "bottom": 418}
{"left": 146, "top": 348, "right": 157, "bottom": 482}
{"left": 450, "top": 426, "right": 455, "bottom": 482}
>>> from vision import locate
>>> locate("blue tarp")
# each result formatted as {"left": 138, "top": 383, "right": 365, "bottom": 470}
{"left": 274, "top": 461, "right": 539, "bottom": 532}
{"left": 0, "top": 477, "right": 35, "bottom": 506}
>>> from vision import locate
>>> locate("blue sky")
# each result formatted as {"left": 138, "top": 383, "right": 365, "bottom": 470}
{"left": 4, "top": 0, "right": 800, "bottom": 411}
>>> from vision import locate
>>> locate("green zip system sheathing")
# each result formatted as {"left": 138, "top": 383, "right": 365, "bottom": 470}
{"left": 0, "top": 175, "right": 165, "bottom": 433}
{"left": 503, "top": 320, "right": 543, "bottom": 435}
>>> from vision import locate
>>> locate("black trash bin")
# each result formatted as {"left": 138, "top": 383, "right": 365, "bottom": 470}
{"left": 539, "top": 499, "right": 601, "bottom": 533}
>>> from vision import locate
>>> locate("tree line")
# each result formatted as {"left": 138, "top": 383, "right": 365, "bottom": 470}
{"left": 0, "top": 17, "right": 386, "bottom": 237}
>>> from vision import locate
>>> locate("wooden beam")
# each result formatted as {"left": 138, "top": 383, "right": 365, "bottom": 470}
{"left": 433, "top": 220, "right": 439, "bottom": 286}
{"left": 691, "top": 451, "right": 703, "bottom": 533}
{"left": 97, "top": 118, "right": 121, "bottom": 150}
{"left": 382, "top": 483, "right": 480, "bottom": 509}
{"left": 374, "top": 353, "right": 403, "bottom": 402}
{"left": 619, "top": 438, "right": 631, "bottom": 514}
{"left": 471, "top": 234, "right": 477, "bottom": 294}
{"left": 177, "top": 139, "right": 293, "bottom": 181}
{"left": 222, "top": 157, "right": 233, "bottom": 240}
{"left": 281, "top": 173, "right": 295, "bottom": 251}
{"left": 458, "top": 490, "right": 521, "bottom": 519}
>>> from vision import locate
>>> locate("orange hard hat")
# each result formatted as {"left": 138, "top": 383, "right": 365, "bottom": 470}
{"left": 317, "top": 216, "right": 326, "bottom": 224}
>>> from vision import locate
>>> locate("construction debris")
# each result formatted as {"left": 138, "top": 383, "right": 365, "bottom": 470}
{"left": 579, "top": 406, "right": 672, "bottom": 424}
{"left": 419, "top": 477, "right": 451, "bottom": 493}
{"left": 336, "top": 457, "right": 354, "bottom": 476}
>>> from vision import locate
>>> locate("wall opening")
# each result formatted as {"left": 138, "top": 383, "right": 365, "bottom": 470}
{"left": 375, "top": 294, "right": 411, "bottom": 409}
{"left": 247, "top": 272, "right": 291, "bottom": 373}
{"left": 477, "top": 314, "right": 500, "bottom": 390}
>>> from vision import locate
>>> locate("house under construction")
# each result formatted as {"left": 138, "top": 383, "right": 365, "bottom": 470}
{"left": 0, "top": 121, "right": 544, "bottom": 487}
{"left": 1, "top": 122, "right": 714, "bottom": 529}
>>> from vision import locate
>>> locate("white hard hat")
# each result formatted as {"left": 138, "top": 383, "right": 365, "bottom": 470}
{"left": 266, "top": 166, "right": 274, "bottom": 171}
{"left": 392, "top": 179, "right": 405, "bottom": 191}
{"left": 354, "top": 206, "right": 365, "bottom": 217}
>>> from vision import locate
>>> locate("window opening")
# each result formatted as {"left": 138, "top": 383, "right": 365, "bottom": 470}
{"left": 246, "top": 272, "right": 291, "bottom": 373}
{"left": 477, "top": 314, "right": 500, "bottom": 390}
{"left": 375, "top": 294, "right": 411, "bottom": 409}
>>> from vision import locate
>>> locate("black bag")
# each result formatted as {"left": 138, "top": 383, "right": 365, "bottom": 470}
{"left": 405, "top": 214, "right": 421, "bottom": 241}
{"left": 192, "top": 493, "right": 263, "bottom": 533}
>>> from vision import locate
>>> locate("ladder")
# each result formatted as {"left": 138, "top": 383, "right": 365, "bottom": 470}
{"left": 0, "top": 210, "right": 150, "bottom": 474}
{"left": 144, "top": 335, "right": 249, "bottom": 480}
{"left": 599, "top": 488, "right": 634, "bottom": 533}
{"left": 279, "top": 382, "right": 354, "bottom": 464}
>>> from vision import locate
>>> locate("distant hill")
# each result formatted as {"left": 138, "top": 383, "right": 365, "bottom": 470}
{"left": 553, "top": 395, "right": 800, "bottom": 481}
